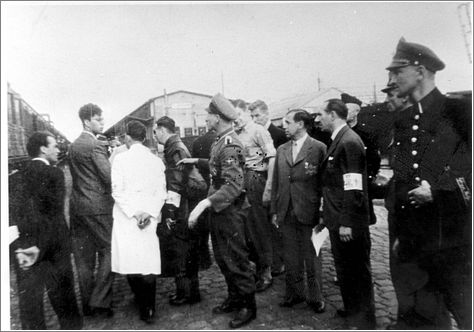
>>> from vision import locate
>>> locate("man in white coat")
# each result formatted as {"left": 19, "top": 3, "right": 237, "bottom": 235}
{"left": 111, "top": 121, "right": 167, "bottom": 324}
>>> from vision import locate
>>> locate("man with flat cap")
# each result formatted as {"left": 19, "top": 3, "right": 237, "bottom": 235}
{"left": 385, "top": 38, "right": 471, "bottom": 330}
{"left": 178, "top": 93, "right": 256, "bottom": 329}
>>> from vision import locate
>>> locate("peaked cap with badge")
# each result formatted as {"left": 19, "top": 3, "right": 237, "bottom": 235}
{"left": 386, "top": 37, "right": 445, "bottom": 72}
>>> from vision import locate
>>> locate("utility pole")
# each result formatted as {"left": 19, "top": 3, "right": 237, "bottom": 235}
{"left": 458, "top": 3, "right": 472, "bottom": 63}
{"left": 373, "top": 83, "right": 377, "bottom": 104}
{"left": 317, "top": 72, "right": 321, "bottom": 91}
{"left": 164, "top": 89, "right": 170, "bottom": 116}
{"left": 221, "top": 71, "right": 225, "bottom": 95}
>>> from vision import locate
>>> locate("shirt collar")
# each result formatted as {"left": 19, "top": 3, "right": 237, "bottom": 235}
{"left": 83, "top": 130, "right": 97, "bottom": 139}
{"left": 331, "top": 123, "right": 347, "bottom": 141}
{"left": 216, "top": 127, "right": 234, "bottom": 142}
{"left": 418, "top": 87, "right": 443, "bottom": 116}
{"left": 293, "top": 132, "right": 308, "bottom": 146}
{"left": 263, "top": 120, "right": 271, "bottom": 130}
{"left": 32, "top": 157, "right": 50, "bottom": 165}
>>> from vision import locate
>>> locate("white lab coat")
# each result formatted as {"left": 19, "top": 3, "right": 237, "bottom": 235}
{"left": 111, "top": 143, "right": 167, "bottom": 274}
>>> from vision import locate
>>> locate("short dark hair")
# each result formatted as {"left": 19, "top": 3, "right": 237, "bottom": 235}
{"left": 325, "top": 99, "right": 348, "bottom": 120}
{"left": 79, "top": 103, "right": 102, "bottom": 124}
{"left": 248, "top": 100, "right": 268, "bottom": 112}
{"left": 231, "top": 99, "right": 247, "bottom": 110}
{"left": 126, "top": 120, "right": 147, "bottom": 142}
{"left": 287, "top": 109, "right": 312, "bottom": 129}
{"left": 26, "top": 131, "right": 54, "bottom": 158}
{"left": 155, "top": 116, "right": 176, "bottom": 133}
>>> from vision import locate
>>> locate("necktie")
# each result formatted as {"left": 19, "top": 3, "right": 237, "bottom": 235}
{"left": 292, "top": 141, "right": 298, "bottom": 162}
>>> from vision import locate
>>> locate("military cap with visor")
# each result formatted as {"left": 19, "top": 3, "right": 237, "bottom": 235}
{"left": 386, "top": 37, "right": 445, "bottom": 72}
{"left": 206, "top": 93, "right": 238, "bottom": 121}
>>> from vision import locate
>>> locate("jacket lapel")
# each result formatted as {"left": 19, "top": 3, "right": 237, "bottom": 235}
{"left": 293, "top": 136, "right": 312, "bottom": 166}
{"left": 283, "top": 142, "right": 293, "bottom": 166}
{"left": 323, "top": 126, "right": 349, "bottom": 162}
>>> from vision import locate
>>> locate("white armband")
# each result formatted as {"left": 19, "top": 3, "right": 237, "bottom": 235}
{"left": 165, "top": 190, "right": 181, "bottom": 208}
{"left": 10, "top": 226, "right": 19, "bottom": 244}
{"left": 343, "top": 173, "right": 363, "bottom": 191}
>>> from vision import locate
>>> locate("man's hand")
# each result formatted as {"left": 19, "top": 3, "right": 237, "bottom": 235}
{"left": 408, "top": 180, "right": 433, "bottom": 208}
{"left": 177, "top": 158, "right": 199, "bottom": 166}
{"left": 392, "top": 238, "right": 400, "bottom": 258}
{"left": 15, "top": 246, "right": 40, "bottom": 270}
{"left": 339, "top": 226, "right": 353, "bottom": 242}
{"left": 134, "top": 211, "right": 152, "bottom": 229}
{"left": 271, "top": 214, "right": 279, "bottom": 229}
{"left": 262, "top": 183, "right": 272, "bottom": 207}
{"left": 188, "top": 199, "right": 211, "bottom": 229}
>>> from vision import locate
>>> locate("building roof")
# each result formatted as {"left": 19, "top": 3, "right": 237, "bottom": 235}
{"left": 268, "top": 87, "right": 345, "bottom": 120}
{"left": 150, "top": 90, "right": 213, "bottom": 101}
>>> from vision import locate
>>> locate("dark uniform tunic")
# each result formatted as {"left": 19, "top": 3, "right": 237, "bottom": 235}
{"left": 160, "top": 134, "right": 201, "bottom": 298}
{"left": 199, "top": 127, "right": 255, "bottom": 305}
{"left": 387, "top": 88, "right": 471, "bottom": 329}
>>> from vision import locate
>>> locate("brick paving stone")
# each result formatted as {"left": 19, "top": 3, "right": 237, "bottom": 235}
{"left": 8, "top": 204, "right": 414, "bottom": 330}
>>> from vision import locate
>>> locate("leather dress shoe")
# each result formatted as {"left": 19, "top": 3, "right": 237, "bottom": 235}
{"left": 255, "top": 279, "right": 273, "bottom": 293}
{"left": 169, "top": 294, "right": 201, "bottom": 306}
{"left": 309, "top": 301, "right": 326, "bottom": 313}
{"left": 212, "top": 299, "right": 239, "bottom": 314}
{"left": 279, "top": 296, "right": 305, "bottom": 307}
{"left": 140, "top": 308, "right": 155, "bottom": 324}
{"left": 229, "top": 307, "right": 256, "bottom": 328}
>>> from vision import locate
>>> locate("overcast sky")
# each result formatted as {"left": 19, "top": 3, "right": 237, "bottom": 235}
{"left": 2, "top": 1, "right": 472, "bottom": 141}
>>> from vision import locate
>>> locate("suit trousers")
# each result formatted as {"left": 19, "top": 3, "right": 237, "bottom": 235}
{"left": 210, "top": 205, "right": 255, "bottom": 305}
{"left": 329, "top": 228, "right": 375, "bottom": 329}
{"left": 281, "top": 206, "right": 323, "bottom": 303}
{"left": 244, "top": 170, "right": 273, "bottom": 280}
{"left": 13, "top": 250, "right": 82, "bottom": 330}
{"left": 71, "top": 213, "right": 114, "bottom": 310}
{"left": 127, "top": 274, "right": 156, "bottom": 315}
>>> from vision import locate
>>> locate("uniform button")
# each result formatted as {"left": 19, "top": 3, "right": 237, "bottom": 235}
{"left": 413, "top": 163, "right": 419, "bottom": 169}
{"left": 412, "top": 150, "right": 417, "bottom": 156}
{"left": 412, "top": 125, "right": 419, "bottom": 130}
{"left": 401, "top": 205, "right": 405, "bottom": 209}
{"left": 415, "top": 177, "right": 421, "bottom": 182}
{"left": 414, "top": 114, "right": 420, "bottom": 120}
{"left": 411, "top": 137, "right": 417, "bottom": 143}
{"left": 396, "top": 142, "right": 400, "bottom": 146}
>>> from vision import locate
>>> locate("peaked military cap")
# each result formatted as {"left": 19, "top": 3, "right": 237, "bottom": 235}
{"left": 381, "top": 83, "right": 397, "bottom": 94}
{"left": 386, "top": 37, "right": 445, "bottom": 72}
{"left": 341, "top": 93, "right": 362, "bottom": 106}
{"left": 207, "top": 93, "right": 238, "bottom": 121}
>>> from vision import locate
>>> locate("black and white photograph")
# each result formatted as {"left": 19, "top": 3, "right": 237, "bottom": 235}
{"left": 2, "top": 1, "right": 472, "bottom": 330}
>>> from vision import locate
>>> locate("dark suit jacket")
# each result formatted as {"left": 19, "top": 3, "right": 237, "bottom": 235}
{"left": 10, "top": 160, "right": 71, "bottom": 261}
{"left": 192, "top": 130, "right": 217, "bottom": 187}
{"left": 321, "top": 125, "right": 370, "bottom": 231}
{"left": 268, "top": 123, "right": 288, "bottom": 149}
{"left": 271, "top": 135, "right": 326, "bottom": 226}
{"left": 68, "top": 132, "right": 114, "bottom": 216}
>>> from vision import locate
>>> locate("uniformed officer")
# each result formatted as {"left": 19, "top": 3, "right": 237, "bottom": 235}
{"left": 178, "top": 93, "right": 256, "bottom": 329}
{"left": 385, "top": 38, "right": 472, "bottom": 330}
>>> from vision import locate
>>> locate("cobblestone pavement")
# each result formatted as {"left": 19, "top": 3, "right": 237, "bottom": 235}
{"left": 9, "top": 201, "right": 402, "bottom": 330}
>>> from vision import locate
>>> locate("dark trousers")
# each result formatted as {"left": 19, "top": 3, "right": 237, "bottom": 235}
{"left": 210, "top": 205, "right": 255, "bottom": 305}
{"left": 173, "top": 224, "right": 200, "bottom": 298}
{"left": 71, "top": 214, "right": 114, "bottom": 310}
{"left": 13, "top": 250, "right": 82, "bottom": 330}
{"left": 281, "top": 207, "right": 323, "bottom": 303}
{"left": 244, "top": 170, "right": 273, "bottom": 280}
{"left": 420, "top": 246, "right": 472, "bottom": 330}
{"left": 127, "top": 274, "right": 156, "bottom": 315}
{"left": 387, "top": 212, "right": 452, "bottom": 329}
{"left": 329, "top": 228, "right": 375, "bottom": 329}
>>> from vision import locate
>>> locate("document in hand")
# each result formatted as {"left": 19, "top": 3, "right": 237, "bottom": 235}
{"left": 312, "top": 227, "right": 329, "bottom": 256}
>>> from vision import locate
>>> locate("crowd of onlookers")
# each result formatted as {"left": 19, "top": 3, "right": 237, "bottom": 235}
{"left": 9, "top": 37, "right": 471, "bottom": 330}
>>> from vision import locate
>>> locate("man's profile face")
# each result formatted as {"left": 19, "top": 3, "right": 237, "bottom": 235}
{"left": 43, "top": 136, "right": 59, "bottom": 164}
{"left": 314, "top": 104, "right": 332, "bottom": 132}
{"left": 250, "top": 107, "right": 269, "bottom": 126}
{"left": 85, "top": 114, "right": 105, "bottom": 135}
{"left": 388, "top": 66, "right": 420, "bottom": 98}
{"left": 206, "top": 112, "right": 219, "bottom": 131}
{"left": 283, "top": 112, "right": 300, "bottom": 139}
